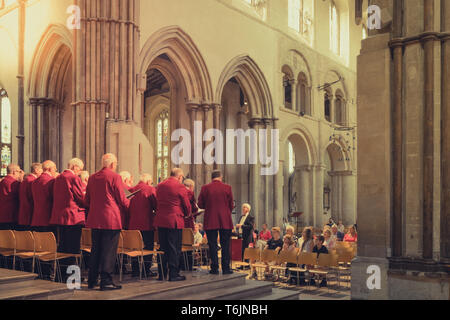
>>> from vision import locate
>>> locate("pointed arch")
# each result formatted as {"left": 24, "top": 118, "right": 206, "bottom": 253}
{"left": 138, "top": 26, "right": 213, "bottom": 103}
{"left": 216, "top": 55, "right": 274, "bottom": 118}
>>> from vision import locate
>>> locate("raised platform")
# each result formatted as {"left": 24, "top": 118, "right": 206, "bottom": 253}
{"left": 0, "top": 269, "right": 299, "bottom": 300}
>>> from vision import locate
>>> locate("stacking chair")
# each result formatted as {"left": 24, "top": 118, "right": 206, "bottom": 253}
{"left": 234, "top": 248, "right": 260, "bottom": 275}
{"left": 0, "top": 230, "right": 16, "bottom": 269}
{"left": 251, "top": 249, "right": 278, "bottom": 280}
{"left": 119, "top": 230, "right": 164, "bottom": 281}
{"left": 181, "top": 228, "right": 195, "bottom": 271}
{"left": 14, "top": 231, "right": 37, "bottom": 273}
{"left": 269, "top": 249, "right": 290, "bottom": 281}
{"left": 297, "top": 252, "right": 318, "bottom": 290}
{"left": 33, "top": 232, "right": 81, "bottom": 282}
{"left": 336, "top": 248, "right": 354, "bottom": 287}
{"left": 309, "top": 253, "right": 339, "bottom": 292}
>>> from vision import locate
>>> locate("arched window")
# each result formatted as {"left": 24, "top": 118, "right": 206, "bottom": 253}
{"left": 155, "top": 109, "right": 170, "bottom": 184}
{"left": 0, "top": 88, "right": 12, "bottom": 177}
{"left": 298, "top": 72, "right": 310, "bottom": 116}
{"left": 324, "top": 92, "right": 331, "bottom": 122}
{"left": 288, "top": 141, "right": 295, "bottom": 175}
{"left": 282, "top": 66, "right": 294, "bottom": 110}
{"left": 335, "top": 91, "right": 345, "bottom": 125}
{"left": 330, "top": 2, "right": 340, "bottom": 55}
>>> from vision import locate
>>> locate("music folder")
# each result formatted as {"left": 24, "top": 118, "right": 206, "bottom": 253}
{"left": 125, "top": 189, "right": 141, "bottom": 199}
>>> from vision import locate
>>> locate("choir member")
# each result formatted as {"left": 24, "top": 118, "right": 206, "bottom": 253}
{"left": 154, "top": 168, "right": 191, "bottom": 282}
{"left": 128, "top": 174, "right": 158, "bottom": 278}
{"left": 197, "top": 170, "right": 234, "bottom": 275}
{"left": 183, "top": 179, "right": 199, "bottom": 230}
{"left": 31, "top": 160, "right": 57, "bottom": 233}
{"left": 50, "top": 158, "right": 86, "bottom": 260}
{"left": 0, "top": 164, "right": 22, "bottom": 230}
{"left": 16, "top": 163, "right": 43, "bottom": 231}
{"left": 119, "top": 171, "right": 134, "bottom": 192}
{"left": 85, "top": 154, "right": 129, "bottom": 291}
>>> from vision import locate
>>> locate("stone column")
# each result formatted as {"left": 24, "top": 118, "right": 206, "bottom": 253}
{"left": 202, "top": 104, "right": 213, "bottom": 186}
{"left": 313, "top": 164, "right": 326, "bottom": 227}
{"left": 74, "top": 0, "right": 139, "bottom": 172}
{"left": 441, "top": 1, "right": 450, "bottom": 263}
{"left": 212, "top": 104, "right": 222, "bottom": 170}
{"left": 248, "top": 118, "right": 262, "bottom": 229}
{"left": 29, "top": 98, "right": 39, "bottom": 163}
{"left": 187, "top": 102, "right": 201, "bottom": 194}
{"left": 296, "top": 165, "right": 313, "bottom": 226}
{"left": 272, "top": 118, "right": 282, "bottom": 228}
{"left": 290, "top": 79, "right": 297, "bottom": 112}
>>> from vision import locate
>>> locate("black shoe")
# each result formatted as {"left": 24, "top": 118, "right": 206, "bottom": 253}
{"left": 209, "top": 270, "right": 219, "bottom": 275}
{"left": 100, "top": 283, "right": 122, "bottom": 291}
{"left": 88, "top": 281, "right": 99, "bottom": 290}
{"left": 169, "top": 275, "right": 186, "bottom": 282}
{"left": 146, "top": 270, "right": 158, "bottom": 277}
{"left": 222, "top": 270, "right": 233, "bottom": 275}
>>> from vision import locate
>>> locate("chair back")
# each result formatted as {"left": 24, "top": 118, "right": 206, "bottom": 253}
{"left": 243, "top": 248, "right": 260, "bottom": 261}
{"left": 182, "top": 228, "right": 194, "bottom": 246}
{"left": 33, "top": 232, "right": 56, "bottom": 254}
{"left": 276, "top": 249, "right": 290, "bottom": 265}
{"left": 0, "top": 230, "right": 15, "bottom": 250}
{"left": 298, "top": 252, "right": 317, "bottom": 266}
{"left": 317, "top": 253, "right": 331, "bottom": 268}
{"left": 14, "top": 231, "right": 35, "bottom": 252}
{"left": 261, "top": 249, "right": 278, "bottom": 263}
{"left": 81, "top": 228, "right": 92, "bottom": 248}
{"left": 121, "top": 230, "right": 144, "bottom": 251}
{"left": 337, "top": 248, "right": 354, "bottom": 264}
{"left": 285, "top": 248, "right": 299, "bottom": 265}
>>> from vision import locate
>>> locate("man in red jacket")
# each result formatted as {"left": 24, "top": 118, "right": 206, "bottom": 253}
{"left": 85, "top": 153, "right": 129, "bottom": 291}
{"left": 198, "top": 170, "right": 234, "bottom": 275}
{"left": 50, "top": 158, "right": 86, "bottom": 259}
{"left": 0, "top": 164, "right": 22, "bottom": 230}
{"left": 17, "top": 163, "right": 43, "bottom": 231}
{"left": 154, "top": 168, "right": 191, "bottom": 282}
{"left": 31, "top": 160, "right": 57, "bottom": 233}
{"left": 128, "top": 173, "right": 157, "bottom": 277}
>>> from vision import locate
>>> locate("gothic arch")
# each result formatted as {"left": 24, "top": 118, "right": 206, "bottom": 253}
{"left": 324, "top": 141, "right": 350, "bottom": 172}
{"left": 280, "top": 123, "right": 318, "bottom": 165}
{"left": 138, "top": 26, "right": 213, "bottom": 103}
{"left": 216, "top": 55, "right": 274, "bottom": 118}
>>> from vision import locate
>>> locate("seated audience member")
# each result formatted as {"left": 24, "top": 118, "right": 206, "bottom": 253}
{"left": 337, "top": 220, "right": 345, "bottom": 234}
{"left": 198, "top": 223, "right": 205, "bottom": 237}
{"left": 332, "top": 224, "right": 345, "bottom": 241}
{"left": 193, "top": 223, "right": 203, "bottom": 246}
{"left": 300, "top": 228, "right": 314, "bottom": 253}
{"left": 265, "top": 227, "right": 283, "bottom": 251}
{"left": 284, "top": 226, "right": 298, "bottom": 246}
{"left": 257, "top": 223, "right": 271, "bottom": 249}
{"left": 326, "top": 218, "right": 335, "bottom": 228}
{"left": 323, "top": 229, "right": 336, "bottom": 250}
{"left": 282, "top": 234, "right": 297, "bottom": 284}
{"left": 344, "top": 225, "right": 358, "bottom": 242}
{"left": 311, "top": 235, "right": 329, "bottom": 287}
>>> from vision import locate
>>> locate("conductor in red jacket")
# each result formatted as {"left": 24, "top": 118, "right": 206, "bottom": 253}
{"left": 198, "top": 170, "right": 234, "bottom": 275}
{"left": 17, "top": 163, "right": 43, "bottom": 230}
{"left": 31, "top": 160, "right": 58, "bottom": 233}
{"left": 154, "top": 168, "right": 191, "bottom": 282}
{"left": 50, "top": 158, "right": 86, "bottom": 257}
{"left": 85, "top": 153, "right": 129, "bottom": 291}
{"left": 0, "top": 164, "right": 22, "bottom": 230}
{"left": 128, "top": 173, "right": 158, "bottom": 277}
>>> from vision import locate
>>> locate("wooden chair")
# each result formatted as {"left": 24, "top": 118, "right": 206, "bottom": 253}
{"left": 309, "top": 253, "right": 339, "bottom": 292}
{"left": 0, "top": 230, "right": 16, "bottom": 269}
{"left": 234, "top": 248, "right": 260, "bottom": 274}
{"left": 119, "top": 230, "right": 164, "bottom": 281}
{"left": 33, "top": 232, "right": 81, "bottom": 282}
{"left": 80, "top": 228, "right": 92, "bottom": 273}
{"left": 13, "top": 231, "right": 37, "bottom": 273}
{"left": 252, "top": 249, "right": 278, "bottom": 280}
{"left": 335, "top": 248, "right": 354, "bottom": 287}
{"left": 268, "top": 249, "right": 290, "bottom": 281}
{"left": 181, "top": 228, "right": 195, "bottom": 271}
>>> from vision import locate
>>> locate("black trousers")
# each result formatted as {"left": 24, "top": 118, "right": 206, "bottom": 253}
{"left": 205, "top": 229, "right": 232, "bottom": 272}
{"left": 0, "top": 223, "right": 16, "bottom": 230}
{"left": 131, "top": 230, "right": 154, "bottom": 275}
{"left": 58, "top": 225, "right": 83, "bottom": 254}
{"left": 158, "top": 228, "right": 181, "bottom": 279}
{"left": 88, "top": 229, "right": 120, "bottom": 285}
{"left": 241, "top": 233, "right": 252, "bottom": 261}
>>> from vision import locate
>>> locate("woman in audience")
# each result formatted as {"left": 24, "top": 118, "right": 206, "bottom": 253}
{"left": 332, "top": 224, "right": 345, "bottom": 241}
{"left": 285, "top": 226, "right": 298, "bottom": 246}
{"left": 323, "top": 229, "right": 336, "bottom": 250}
{"left": 344, "top": 225, "right": 358, "bottom": 242}
{"left": 193, "top": 223, "right": 203, "bottom": 246}
{"left": 263, "top": 227, "right": 283, "bottom": 280}
{"left": 338, "top": 220, "right": 345, "bottom": 234}
{"left": 282, "top": 234, "right": 298, "bottom": 284}
{"left": 300, "top": 228, "right": 314, "bottom": 253}
{"left": 257, "top": 223, "right": 271, "bottom": 249}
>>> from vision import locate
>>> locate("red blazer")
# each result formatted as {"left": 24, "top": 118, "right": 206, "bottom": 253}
{"left": 154, "top": 177, "right": 191, "bottom": 230}
{"left": 184, "top": 189, "right": 198, "bottom": 230}
{"left": 31, "top": 172, "right": 55, "bottom": 227}
{"left": 198, "top": 180, "right": 234, "bottom": 231}
{"left": 17, "top": 174, "right": 37, "bottom": 226}
{"left": 128, "top": 182, "right": 157, "bottom": 231}
{"left": 50, "top": 170, "right": 86, "bottom": 226}
{"left": 0, "top": 175, "right": 20, "bottom": 224}
{"left": 85, "top": 168, "right": 129, "bottom": 230}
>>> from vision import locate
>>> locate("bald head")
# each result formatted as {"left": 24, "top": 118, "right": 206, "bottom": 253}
{"left": 102, "top": 153, "right": 118, "bottom": 171}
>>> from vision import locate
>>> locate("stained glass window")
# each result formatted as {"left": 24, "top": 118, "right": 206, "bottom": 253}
{"left": 155, "top": 110, "right": 170, "bottom": 183}
{"left": 0, "top": 89, "right": 12, "bottom": 178}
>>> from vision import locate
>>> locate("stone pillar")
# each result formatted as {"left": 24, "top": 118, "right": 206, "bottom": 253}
{"left": 187, "top": 102, "right": 201, "bottom": 194}
{"left": 74, "top": 0, "right": 138, "bottom": 172}
{"left": 202, "top": 104, "right": 213, "bottom": 186}
{"left": 313, "top": 164, "right": 326, "bottom": 227}
{"left": 290, "top": 79, "right": 297, "bottom": 112}
{"left": 29, "top": 98, "right": 39, "bottom": 163}
{"left": 296, "top": 165, "right": 313, "bottom": 226}
{"left": 441, "top": 1, "right": 450, "bottom": 263}
{"left": 212, "top": 104, "right": 222, "bottom": 170}
{"left": 272, "top": 118, "right": 282, "bottom": 228}
{"left": 248, "top": 118, "right": 262, "bottom": 229}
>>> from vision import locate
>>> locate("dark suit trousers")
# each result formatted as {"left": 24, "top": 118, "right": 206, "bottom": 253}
{"left": 206, "top": 229, "right": 232, "bottom": 272}
{"left": 131, "top": 230, "right": 154, "bottom": 274}
{"left": 158, "top": 228, "right": 181, "bottom": 279}
{"left": 88, "top": 229, "right": 120, "bottom": 285}
{"left": 241, "top": 231, "right": 252, "bottom": 261}
{"left": 58, "top": 225, "right": 82, "bottom": 254}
